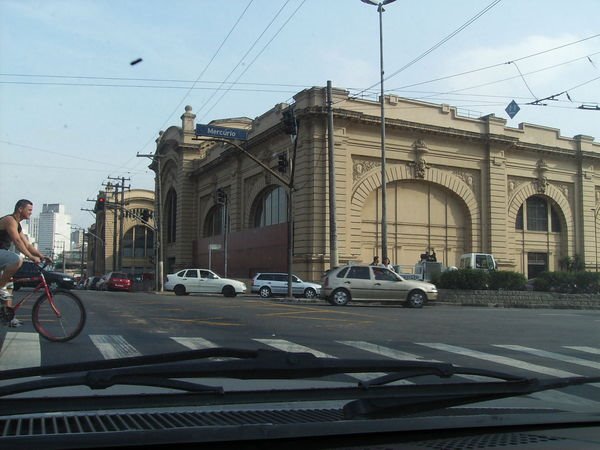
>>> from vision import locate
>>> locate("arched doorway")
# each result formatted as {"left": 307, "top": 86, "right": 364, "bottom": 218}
{"left": 360, "top": 180, "right": 470, "bottom": 268}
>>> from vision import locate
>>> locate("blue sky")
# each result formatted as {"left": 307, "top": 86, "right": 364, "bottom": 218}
{"left": 1, "top": 0, "right": 599, "bottom": 228}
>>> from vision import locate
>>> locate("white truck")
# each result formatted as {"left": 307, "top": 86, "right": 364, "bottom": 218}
{"left": 458, "top": 253, "right": 497, "bottom": 271}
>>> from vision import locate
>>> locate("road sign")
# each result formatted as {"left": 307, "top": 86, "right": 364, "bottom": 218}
{"left": 505, "top": 100, "right": 520, "bottom": 119}
{"left": 196, "top": 124, "right": 248, "bottom": 141}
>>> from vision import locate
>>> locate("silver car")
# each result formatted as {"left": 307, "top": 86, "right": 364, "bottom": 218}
{"left": 320, "top": 264, "right": 438, "bottom": 308}
{"left": 251, "top": 273, "right": 321, "bottom": 299}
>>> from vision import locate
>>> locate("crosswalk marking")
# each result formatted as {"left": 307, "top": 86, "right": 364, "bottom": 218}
{"left": 416, "top": 343, "right": 580, "bottom": 378}
{"left": 338, "top": 340, "right": 439, "bottom": 361}
{"left": 89, "top": 335, "right": 141, "bottom": 359}
{"left": 495, "top": 345, "right": 600, "bottom": 370}
{"left": 563, "top": 346, "right": 600, "bottom": 356}
{"left": 254, "top": 338, "right": 395, "bottom": 382}
{"left": 172, "top": 337, "right": 217, "bottom": 350}
{"left": 254, "top": 339, "right": 334, "bottom": 358}
{"left": 0, "top": 332, "right": 40, "bottom": 370}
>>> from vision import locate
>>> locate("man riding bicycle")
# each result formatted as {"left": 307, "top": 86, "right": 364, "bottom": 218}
{"left": 0, "top": 199, "right": 51, "bottom": 327}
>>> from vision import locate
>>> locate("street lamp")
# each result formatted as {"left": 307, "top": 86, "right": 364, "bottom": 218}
{"left": 361, "top": 0, "right": 397, "bottom": 260}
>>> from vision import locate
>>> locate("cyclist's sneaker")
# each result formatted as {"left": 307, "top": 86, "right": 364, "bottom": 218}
{"left": 8, "top": 318, "right": 22, "bottom": 328}
{"left": 0, "top": 287, "right": 12, "bottom": 303}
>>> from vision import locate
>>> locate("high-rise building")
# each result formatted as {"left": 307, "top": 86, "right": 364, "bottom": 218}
{"left": 38, "top": 204, "right": 72, "bottom": 259}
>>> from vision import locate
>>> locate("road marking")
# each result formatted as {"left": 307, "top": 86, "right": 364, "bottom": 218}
{"left": 564, "top": 346, "right": 600, "bottom": 355}
{"left": 338, "top": 340, "right": 439, "bottom": 361}
{"left": 0, "top": 332, "right": 41, "bottom": 370}
{"left": 172, "top": 337, "right": 217, "bottom": 350}
{"left": 254, "top": 339, "right": 334, "bottom": 358}
{"left": 90, "top": 335, "right": 141, "bottom": 359}
{"left": 495, "top": 345, "right": 600, "bottom": 370}
{"left": 254, "top": 338, "right": 408, "bottom": 383}
{"left": 416, "top": 343, "right": 579, "bottom": 378}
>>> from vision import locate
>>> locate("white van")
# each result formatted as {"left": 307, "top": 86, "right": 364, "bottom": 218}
{"left": 459, "top": 253, "right": 497, "bottom": 271}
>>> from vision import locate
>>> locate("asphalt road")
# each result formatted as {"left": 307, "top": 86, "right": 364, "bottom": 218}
{"left": 1, "top": 289, "right": 599, "bottom": 406}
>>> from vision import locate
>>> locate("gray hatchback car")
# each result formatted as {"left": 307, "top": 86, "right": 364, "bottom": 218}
{"left": 251, "top": 273, "right": 321, "bottom": 299}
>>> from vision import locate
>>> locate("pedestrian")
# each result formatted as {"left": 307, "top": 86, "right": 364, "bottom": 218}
{"left": 0, "top": 199, "right": 51, "bottom": 327}
{"left": 382, "top": 257, "right": 394, "bottom": 271}
{"left": 370, "top": 256, "right": 379, "bottom": 266}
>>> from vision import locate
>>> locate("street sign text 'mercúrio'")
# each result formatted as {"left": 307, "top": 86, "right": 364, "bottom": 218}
{"left": 195, "top": 124, "right": 248, "bottom": 141}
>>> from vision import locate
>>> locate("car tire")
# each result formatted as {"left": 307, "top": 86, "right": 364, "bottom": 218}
{"left": 223, "top": 285, "right": 237, "bottom": 297}
{"left": 259, "top": 286, "right": 272, "bottom": 298}
{"left": 174, "top": 285, "right": 187, "bottom": 296}
{"left": 304, "top": 287, "right": 317, "bottom": 299}
{"left": 406, "top": 290, "right": 426, "bottom": 308}
{"left": 329, "top": 288, "right": 350, "bottom": 306}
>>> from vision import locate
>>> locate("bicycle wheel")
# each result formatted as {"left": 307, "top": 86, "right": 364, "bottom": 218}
{"left": 32, "top": 289, "right": 86, "bottom": 342}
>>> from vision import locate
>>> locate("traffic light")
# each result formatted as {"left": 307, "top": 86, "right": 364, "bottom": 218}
{"left": 215, "top": 188, "right": 227, "bottom": 205}
{"left": 281, "top": 108, "right": 297, "bottom": 135}
{"left": 141, "top": 209, "right": 151, "bottom": 222}
{"left": 94, "top": 194, "right": 106, "bottom": 213}
{"left": 277, "top": 153, "right": 288, "bottom": 173}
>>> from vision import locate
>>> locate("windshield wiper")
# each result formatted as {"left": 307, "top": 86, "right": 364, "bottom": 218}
{"left": 0, "top": 347, "right": 485, "bottom": 397}
{"left": 1, "top": 348, "right": 598, "bottom": 418}
{"left": 343, "top": 375, "right": 600, "bottom": 419}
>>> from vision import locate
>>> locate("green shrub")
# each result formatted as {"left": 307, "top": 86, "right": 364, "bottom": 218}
{"left": 489, "top": 271, "right": 527, "bottom": 290}
{"left": 437, "top": 269, "right": 489, "bottom": 290}
{"left": 534, "top": 271, "right": 600, "bottom": 293}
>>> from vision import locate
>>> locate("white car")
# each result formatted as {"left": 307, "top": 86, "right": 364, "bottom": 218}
{"left": 164, "top": 269, "right": 247, "bottom": 297}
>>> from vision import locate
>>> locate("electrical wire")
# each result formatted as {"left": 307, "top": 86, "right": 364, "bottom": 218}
{"left": 200, "top": 0, "right": 306, "bottom": 120}
{"left": 350, "top": 0, "right": 503, "bottom": 101}
{"left": 195, "top": 0, "right": 294, "bottom": 119}
{"left": 408, "top": 52, "right": 600, "bottom": 106}
{"left": 129, "top": 0, "right": 255, "bottom": 164}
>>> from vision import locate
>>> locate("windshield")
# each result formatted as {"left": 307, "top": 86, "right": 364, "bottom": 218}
{"left": 1, "top": 0, "right": 599, "bottom": 446}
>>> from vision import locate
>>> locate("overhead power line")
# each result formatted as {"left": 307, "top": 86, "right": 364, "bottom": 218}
{"left": 350, "top": 0, "right": 503, "bottom": 101}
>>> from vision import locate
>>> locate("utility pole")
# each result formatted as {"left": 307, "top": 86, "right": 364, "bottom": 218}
{"left": 137, "top": 153, "right": 164, "bottom": 292}
{"left": 108, "top": 176, "right": 130, "bottom": 272}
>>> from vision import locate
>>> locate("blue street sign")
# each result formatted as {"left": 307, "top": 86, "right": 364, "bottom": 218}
{"left": 505, "top": 100, "right": 520, "bottom": 119}
{"left": 195, "top": 124, "right": 248, "bottom": 141}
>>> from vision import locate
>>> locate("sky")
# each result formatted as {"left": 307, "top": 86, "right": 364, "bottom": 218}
{"left": 1, "top": 0, "right": 599, "bottom": 229}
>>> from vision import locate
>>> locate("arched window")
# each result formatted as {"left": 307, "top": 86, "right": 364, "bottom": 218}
{"left": 123, "top": 225, "right": 155, "bottom": 257}
{"left": 253, "top": 186, "right": 288, "bottom": 227}
{"left": 515, "top": 196, "right": 561, "bottom": 232}
{"left": 204, "top": 205, "right": 224, "bottom": 237}
{"left": 165, "top": 188, "right": 177, "bottom": 243}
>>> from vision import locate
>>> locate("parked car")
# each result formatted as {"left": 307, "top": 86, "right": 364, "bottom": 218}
{"left": 164, "top": 269, "right": 246, "bottom": 297}
{"left": 251, "top": 273, "right": 320, "bottom": 299}
{"left": 320, "top": 264, "right": 438, "bottom": 308}
{"left": 84, "top": 276, "right": 101, "bottom": 290}
{"left": 98, "top": 272, "right": 132, "bottom": 292}
{"left": 12, "top": 261, "right": 76, "bottom": 291}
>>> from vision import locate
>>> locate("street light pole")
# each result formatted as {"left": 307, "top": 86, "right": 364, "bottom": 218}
{"left": 361, "top": 0, "right": 396, "bottom": 260}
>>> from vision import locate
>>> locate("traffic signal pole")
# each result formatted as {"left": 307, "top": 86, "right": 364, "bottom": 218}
{"left": 195, "top": 109, "right": 298, "bottom": 298}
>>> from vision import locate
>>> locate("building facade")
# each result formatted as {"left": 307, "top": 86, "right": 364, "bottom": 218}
{"left": 88, "top": 189, "right": 155, "bottom": 278}
{"left": 149, "top": 87, "right": 599, "bottom": 281}
{"left": 37, "top": 203, "right": 72, "bottom": 260}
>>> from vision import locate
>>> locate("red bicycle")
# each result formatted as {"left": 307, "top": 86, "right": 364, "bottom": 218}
{"left": 1, "top": 262, "right": 86, "bottom": 342}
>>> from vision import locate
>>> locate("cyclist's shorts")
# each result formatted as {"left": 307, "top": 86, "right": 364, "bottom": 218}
{"left": 0, "top": 249, "right": 21, "bottom": 271}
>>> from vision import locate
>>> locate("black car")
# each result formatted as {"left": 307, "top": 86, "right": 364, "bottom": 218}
{"left": 12, "top": 261, "right": 76, "bottom": 291}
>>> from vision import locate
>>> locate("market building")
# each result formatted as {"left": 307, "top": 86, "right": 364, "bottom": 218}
{"left": 146, "top": 86, "right": 598, "bottom": 281}
{"left": 88, "top": 188, "right": 156, "bottom": 279}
